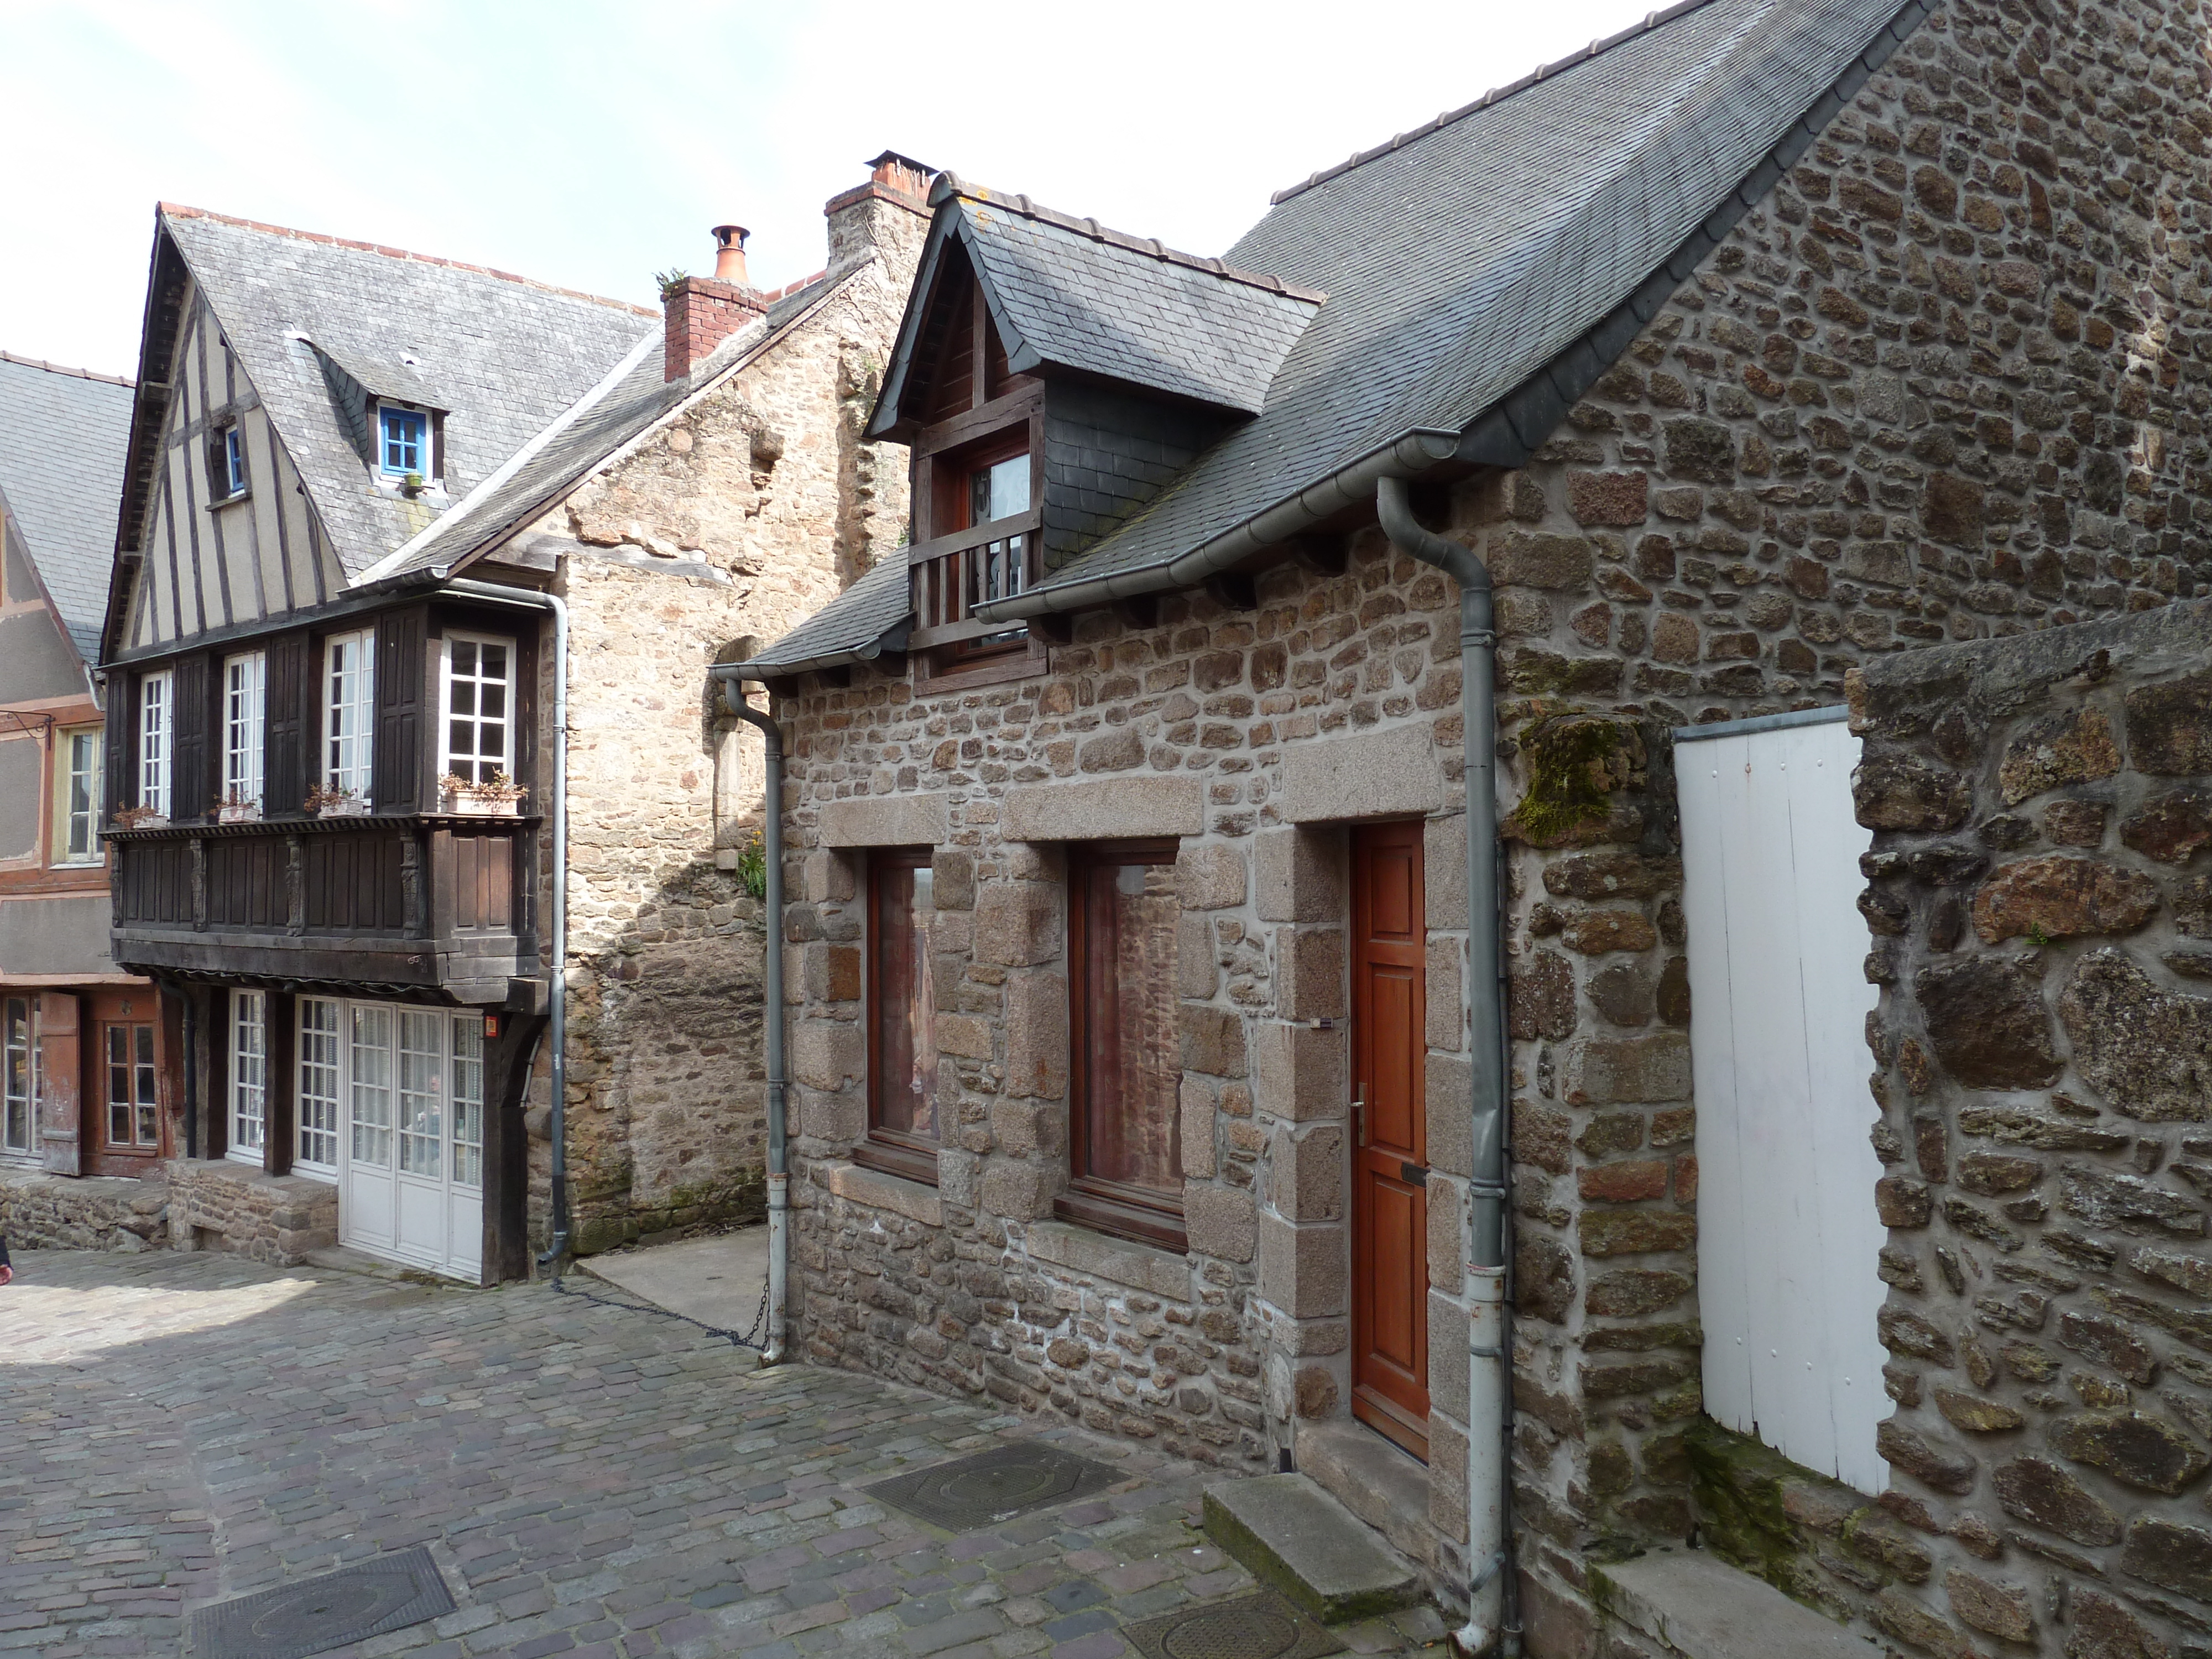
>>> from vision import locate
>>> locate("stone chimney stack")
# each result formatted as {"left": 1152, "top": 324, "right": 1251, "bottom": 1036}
{"left": 664, "top": 225, "right": 766, "bottom": 382}
{"left": 825, "top": 150, "right": 936, "bottom": 269}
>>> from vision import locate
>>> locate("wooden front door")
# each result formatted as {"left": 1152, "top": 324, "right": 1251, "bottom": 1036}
{"left": 1351, "top": 819, "right": 1430, "bottom": 1460}
{"left": 87, "top": 988, "right": 166, "bottom": 1177}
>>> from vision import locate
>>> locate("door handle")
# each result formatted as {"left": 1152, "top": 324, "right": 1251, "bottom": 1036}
{"left": 1352, "top": 1086, "right": 1367, "bottom": 1147}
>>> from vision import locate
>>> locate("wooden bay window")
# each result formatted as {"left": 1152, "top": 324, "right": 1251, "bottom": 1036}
{"left": 1061, "top": 840, "right": 1186, "bottom": 1250}
{"left": 857, "top": 848, "right": 940, "bottom": 1184}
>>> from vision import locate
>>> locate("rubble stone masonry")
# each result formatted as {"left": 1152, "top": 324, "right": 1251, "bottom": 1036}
{"left": 518, "top": 190, "right": 925, "bottom": 1253}
{"left": 1852, "top": 599, "right": 2212, "bottom": 1659}
{"left": 771, "top": 0, "right": 2212, "bottom": 1642}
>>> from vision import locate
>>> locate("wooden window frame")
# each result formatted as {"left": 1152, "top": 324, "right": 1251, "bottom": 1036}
{"left": 322, "top": 629, "right": 375, "bottom": 799}
{"left": 228, "top": 989, "right": 267, "bottom": 1165}
{"left": 377, "top": 404, "right": 431, "bottom": 478}
{"left": 138, "top": 670, "right": 172, "bottom": 816}
{"left": 102, "top": 1020, "right": 161, "bottom": 1152}
{"left": 3, "top": 995, "right": 38, "bottom": 1160}
{"left": 223, "top": 649, "right": 266, "bottom": 810}
{"left": 51, "top": 727, "right": 101, "bottom": 865}
{"left": 855, "top": 847, "right": 941, "bottom": 1186}
{"left": 1059, "top": 838, "right": 1188, "bottom": 1252}
{"left": 437, "top": 630, "right": 515, "bottom": 785}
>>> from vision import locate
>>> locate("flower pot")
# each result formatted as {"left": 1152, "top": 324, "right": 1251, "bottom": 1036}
{"left": 445, "top": 791, "right": 518, "bottom": 817}
{"left": 121, "top": 814, "right": 169, "bottom": 830}
{"left": 315, "top": 797, "right": 370, "bottom": 819}
{"left": 219, "top": 803, "right": 262, "bottom": 824}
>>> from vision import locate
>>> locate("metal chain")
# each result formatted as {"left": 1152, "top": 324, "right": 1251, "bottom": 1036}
{"left": 551, "top": 1263, "right": 772, "bottom": 1352}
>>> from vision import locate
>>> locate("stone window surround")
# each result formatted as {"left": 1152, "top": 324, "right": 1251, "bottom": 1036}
{"left": 794, "top": 740, "right": 1478, "bottom": 1514}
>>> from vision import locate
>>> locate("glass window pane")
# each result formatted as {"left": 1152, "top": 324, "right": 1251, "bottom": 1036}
{"left": 451, "top": 1017, "right": 483, "bottom": 1189}
{"left": 1079, "top": 859, "right": 1181, "bottom": 1198}
{"left": 398, "top": 1010, "right": 444, "bottom": 1177}
{"left": 452, "top": 640, "right": 476, "bottom": 675}
{"left": 986, "top": 453, "right": 1030, "bottom": 520}
{"left": 479, "top": 684, "right": 505, "bottom": 720}
{"left": 481, "top": 644, "right": 506, "bottom": 678}
{"left": 870, "top": 862, "right": 937, "bottom": 1141}
{"left": 298, "top": 999, "right": 341, "bottom": 1166}
{"left": 349, "top": 1005, "right": 393, "bottom": 1167}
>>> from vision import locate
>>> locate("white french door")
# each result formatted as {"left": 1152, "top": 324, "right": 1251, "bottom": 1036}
{"left": 299, "top": 997, "right": 484, "bottom": 1280}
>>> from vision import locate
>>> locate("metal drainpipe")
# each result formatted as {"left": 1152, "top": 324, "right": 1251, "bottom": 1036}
{"left": 438, "top": 577, "right": 570, "bottom": 1273}
{"left": 712, "top": 667, "right": 787, "bottom": 1364}
{"left": 1375, "top": 476, "right": 1517, "bottom": 1658}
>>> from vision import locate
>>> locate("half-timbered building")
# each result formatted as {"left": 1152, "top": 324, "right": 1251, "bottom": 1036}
{"left": 100, "top": 159, "right": 927, "bottom": 1281}
{"left": 740, "top": 3, "right": 2212, "bottom": 1653}
{"left": 0, "top": 349, "right": 187, "bottom": 1240}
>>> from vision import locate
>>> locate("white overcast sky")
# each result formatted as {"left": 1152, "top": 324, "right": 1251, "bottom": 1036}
{"left": 4, "top": 0, "right": 1657, "bottom": 379}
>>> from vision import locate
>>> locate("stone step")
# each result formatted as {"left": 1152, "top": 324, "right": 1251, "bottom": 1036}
{"left": 1202, "top": 1473, "right": 1422, "bottom": 1623}
{"left": 1593, "top": 1547, "right": 1881, "bottom": 1659}
{"left": 1291, "top": 1417, "right": 1447, "bottom": 1583}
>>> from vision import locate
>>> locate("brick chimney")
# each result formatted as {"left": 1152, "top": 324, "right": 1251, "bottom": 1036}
{"left": 826, "top": 151, "right": 936, "bottom": 268}
{"left": 664, "top": 225, "right": 766, "bottom": 381}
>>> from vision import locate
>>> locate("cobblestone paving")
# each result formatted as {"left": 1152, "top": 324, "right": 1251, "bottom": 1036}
{"left": 2, "top": 1250, "right": 1451, "bottom": 1658}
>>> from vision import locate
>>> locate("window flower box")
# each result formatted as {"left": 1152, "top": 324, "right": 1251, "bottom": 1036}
{"left": 438, "top": 772, "right": 526, "bottom": 817}
{"left": 218, "top": 800, "right": 262, "bottom": 825}
{"left": 113, "top": 807, "right": 168, "bottom": 830}
{"left": 306, "top": 785, "right": 369, "bottom": 819}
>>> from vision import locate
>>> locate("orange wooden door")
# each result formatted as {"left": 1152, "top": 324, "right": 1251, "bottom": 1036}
{"left": 1351, "top": 819, "right": 1430, "bottom": 1460}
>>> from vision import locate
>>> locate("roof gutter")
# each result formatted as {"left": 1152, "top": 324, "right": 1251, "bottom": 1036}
{"left": 970, "top": 427, "right": 1463, "bottom": 622}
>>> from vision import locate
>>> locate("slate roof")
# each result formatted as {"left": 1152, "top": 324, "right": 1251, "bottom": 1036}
{"left": 874, "top": 185, "right": 1323, "bottom": 424}
{"left": 362, "top": 267, "right": 861, "bottom": 586}
{"left": 742, "top": 549, "right": 912, "bottom": 672}
{"left": 159, "top": 207, "right": 658, "bottom": 579}
{"left": 759, "top": 0, "right": 1922, "bottom": 671}
{"left": 0, "top": 352, "right": 134, "bottom": 663}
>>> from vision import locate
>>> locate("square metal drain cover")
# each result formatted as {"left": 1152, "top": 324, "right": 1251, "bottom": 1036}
{"left": 187, "top": 1546, "right": 455, "bottom": 1659}
{"left": 1122, "top": 1589, "right": 1347, "bottom": 1659}
{"left": 864, "top": 1441, "right": 1120, "bottom": 1529}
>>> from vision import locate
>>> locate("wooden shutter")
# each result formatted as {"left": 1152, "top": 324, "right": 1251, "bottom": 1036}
{"left": 104, "top": 677, "right": 131, "bottom": 825}
{"left": 373, "top": 608, "right": 424, "bottom": 810}
{"left": 171, "top": 654, "right": 208, "bottom": 821}
{"left": 265, "top": 630, "right": 308, "bottom": 812}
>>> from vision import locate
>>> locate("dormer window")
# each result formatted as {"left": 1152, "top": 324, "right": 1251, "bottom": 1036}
{"left": 379, "top": 406, "right": 429, "bottom": 477}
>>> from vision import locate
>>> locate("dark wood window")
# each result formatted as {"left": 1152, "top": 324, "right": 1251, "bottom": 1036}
{"left": 1061, "top": 840, "right": 1186, "bottom": 1250}
{"left": 104, "top": 1022, "right": 160, "bottom": 1150}
{"left": 856, "top": 848, "right": 940, "bottom": 1184}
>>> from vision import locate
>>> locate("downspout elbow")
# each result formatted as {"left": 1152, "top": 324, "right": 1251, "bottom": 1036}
{"left": 1376, "top": 474, "right": 1490, "bottom": 602}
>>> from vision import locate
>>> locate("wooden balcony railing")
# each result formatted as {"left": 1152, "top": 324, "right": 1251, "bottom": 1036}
{"left": 105, "top": 812, "right": 539, "bottom": 1000}
{"left": 907, "top": 508, "right": 1041, "bottom": 650}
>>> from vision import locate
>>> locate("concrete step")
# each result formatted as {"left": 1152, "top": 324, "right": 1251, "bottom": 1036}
{"left": 1292, "top": 1417, "right": 1442, "bottom": 1581}
{"left": 1593, "top": 1547, "right": 1881, "bottom": 1659}
{"left": 1202, "top": 1473, "right": 1422, "bottom": 1623}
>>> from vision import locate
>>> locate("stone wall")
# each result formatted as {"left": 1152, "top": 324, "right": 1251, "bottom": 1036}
{"left": 0, "top": 1166, "right": 170, "bottom": 1253}
{"left": 166, "top": 1157, "right": 337, "bottom": 1265}
{"left": 1850, "top": 598, "right": 2212, "bottom": 1659}
{"left": 515, "top": 185, "right": 925, "bottom": 1253}
{"left": 765, "top": 0, "right": 2212, "bottom": 1643}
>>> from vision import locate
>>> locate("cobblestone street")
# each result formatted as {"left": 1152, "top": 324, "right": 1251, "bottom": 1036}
{"left": 1, "top": 1250, "right": 1450, "bottom": 1658}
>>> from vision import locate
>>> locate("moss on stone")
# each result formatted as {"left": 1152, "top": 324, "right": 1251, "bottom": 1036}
{"left": 1506, "top": 711, "right": 1632, "bottom": 845}
{"left": 1686, "top": 1417, "right": 1874, "bottom": 1616}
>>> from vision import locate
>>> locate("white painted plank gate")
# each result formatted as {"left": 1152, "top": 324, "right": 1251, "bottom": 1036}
{"left": 1676, "top": 707, "right": 1889, "bottom": 1494}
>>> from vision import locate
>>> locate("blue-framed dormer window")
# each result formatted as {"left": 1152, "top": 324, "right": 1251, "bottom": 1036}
{"left": 379, "top": 405, "right": 429, "bottom": 477}
{"left": 222, "top": 426, "right": 246, "bottom": 495}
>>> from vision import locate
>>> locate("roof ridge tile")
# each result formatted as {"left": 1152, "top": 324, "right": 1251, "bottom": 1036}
{"left": 155, "top": 203, "right": 659, "bottom": 317}
{"left": 0, "top": 348, "right": 134, "bottom": 388}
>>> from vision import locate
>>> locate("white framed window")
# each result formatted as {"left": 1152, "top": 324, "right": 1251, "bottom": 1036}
{"left": 3, "top": 995, "right": 38, "bottom": 1159}
{"left": 229, "top": 990, "right": 266, "bottom": 1162}
{"left": 440, "top": 633, "right": 513, "bottom": 785}
{"left": 211, "top": 424, "right": 247, "bottom": 500}
{"left": 297, "top": 997, "right": 342, "bottom": 1172}
{"left": 53, "top": 728, "right": 101, "bottom": 863}
{"left": 293, "top": 997, "right": 482, "bottom": 1193}
{"left": 324, "top": 630, "right": 375, "bottom": 800}
{"left": 224, "top": 650, "right": 266, "bottom": 808}
{"left": 139, "top": 670, "right": 171, "bottom": 816}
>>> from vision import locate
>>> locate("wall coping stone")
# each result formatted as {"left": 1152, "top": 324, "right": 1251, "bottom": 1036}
{"left": 1021, "top": 1218, "right": 1192, "bottom": 1299}
{"left": 824, "top": 1160, "right": 944, "bottom": 1226}
{"left": 1277, "top": 723, "right": 1442, "bottom": 824}
{"left": 1003, "top": 777, "right": 1204, "bottom": 842}
{"left": 169, "top": 1157, "right": 338, "bottom": 1198}
{"left": 817, "top": 792, "right": 951, "bottom": 849}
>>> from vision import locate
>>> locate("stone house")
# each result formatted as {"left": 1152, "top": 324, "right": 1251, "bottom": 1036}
{"left": 0, "top": 348, "right": 187, "bottom": 1245}
{"left": 82, "top": 156, "right": 927, "bottom": 1280}
{"left": 738, "top": 0, "right": 2212, "bottom": 1652}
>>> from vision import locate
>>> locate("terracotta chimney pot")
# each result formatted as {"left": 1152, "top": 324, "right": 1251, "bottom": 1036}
{"left": 712, "top": 225, "right": 751, "bottom": 286}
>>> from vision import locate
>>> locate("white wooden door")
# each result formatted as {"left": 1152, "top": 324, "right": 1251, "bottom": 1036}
{"left": 1677, "top": 710, "right": 1888, "bottom": 1493}
{"left": 334, "top": 1000, "right": 483, "bottom": 1281}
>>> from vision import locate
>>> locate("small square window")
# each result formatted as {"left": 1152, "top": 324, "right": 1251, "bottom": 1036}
{"left": 379, "top": 406, "right": 428, "bottom": 477}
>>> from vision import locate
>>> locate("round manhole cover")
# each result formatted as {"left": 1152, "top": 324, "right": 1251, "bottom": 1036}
{"left": 1161, "top": 1600, "right": 1306, "bottom": 1659}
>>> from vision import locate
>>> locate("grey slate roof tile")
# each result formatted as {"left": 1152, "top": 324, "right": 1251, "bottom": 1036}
{"left": 758, "top": 0, "right": 1908, "bottom": 671}
{"left": 161, "top": 208, "right": 658, "bottom": 580}
{"left": 0, "top": 352, "right": 134, "bottom": 663}
{"left": 743, "top": 549, "right": 910, "bottom": 672}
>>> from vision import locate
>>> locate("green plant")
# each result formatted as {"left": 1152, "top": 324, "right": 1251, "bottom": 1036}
{"left": 733, "top": 829, "right": 767, "bottom": 901}
{"left": 654, "top": 268, "right": 690, "bottom": 300}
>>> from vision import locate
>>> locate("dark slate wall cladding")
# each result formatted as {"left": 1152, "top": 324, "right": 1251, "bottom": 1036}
{"left": 1850, "top": 599, "right": 2212, "bottom": 1659}
{"left": 1040, "top": 382, "right": 1223, "bottom": 569}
